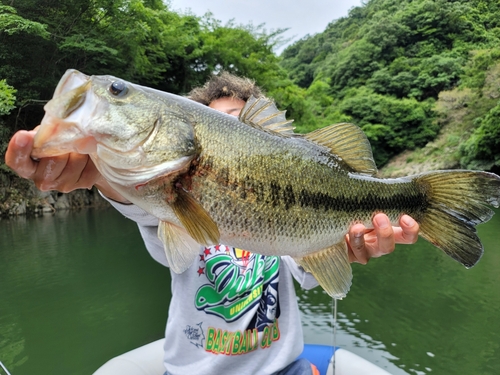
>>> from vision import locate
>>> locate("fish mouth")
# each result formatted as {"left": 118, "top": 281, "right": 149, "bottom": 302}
{"left": 32, "top": 69, "right": 196, "bottom": 187}
{"left": 32, "top": 70, "right": 100, "bottom": 159}
{"left": 54, "top": 69, "right": 90, "bottom": 98}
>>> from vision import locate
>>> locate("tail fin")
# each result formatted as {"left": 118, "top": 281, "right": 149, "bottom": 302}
{"left": 414, "top": 170, "right": 500, "bottom": 268}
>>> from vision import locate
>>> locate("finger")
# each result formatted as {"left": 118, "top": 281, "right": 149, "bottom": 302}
{"left": 373, "top": 213, "right": 395, "bottom": 255}
{"left": 41, "top": 153, "right": 93, "bottom": 192}
{"left": 347, "top": 223, "right": 370, "bottom": 264}
{"left": 394, "top": 215, "right": 419, "bottom": 244}
{"left": 54, "top": 153, "right": 92, "bottom": 192}
{"left": 5, "top": 131, "right": 38, "bottom": 179}
{"left": 33, "top": 154, "right": 70, "bottom": 191}
{"left": 77, "top": 156, "right": 101, "bottom": 189}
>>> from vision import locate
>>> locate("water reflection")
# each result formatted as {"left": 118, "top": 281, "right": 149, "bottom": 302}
{"left": 0, "top": 209, "right": 171, "bottom": 375}
{"left": 296, "top": 208, "right": 500, "bottom": 375}
{"left": 297, "top": 288, "right": 408, "bottom": 374}
{"left": 1, "top": 208, "right": 499, "bottom": 374}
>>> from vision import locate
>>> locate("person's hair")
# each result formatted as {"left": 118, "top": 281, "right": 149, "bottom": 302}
{"left": 188, "top": 71, "right": 264, "bottom": 105}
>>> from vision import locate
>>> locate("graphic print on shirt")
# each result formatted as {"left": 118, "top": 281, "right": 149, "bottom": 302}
{"left": 184, "top": 322, "right": 205, "bottom": 348}
{"left": 195, "top": 245, "right": 281, "bottom": 333}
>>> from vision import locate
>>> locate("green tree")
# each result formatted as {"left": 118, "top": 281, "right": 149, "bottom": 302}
{"left": 281, "top": 0, "right": 500, "bottom": 170}
{"left": 0, "top": 0, "right": 301, "bottom": 150}
{"left": 0, "top": 79, "right": 16, "bottom": 169}
{"left": 460, "top": 102, "right": 500, "bottom": 170}
{"left": 0, "top": 79, "right": 16, "bottom": 116}
{"left": 0, "top": 4, "right": 48, "bottom": 37}
{"left": 340, "top": 87, "right": 438, "bottom": 165}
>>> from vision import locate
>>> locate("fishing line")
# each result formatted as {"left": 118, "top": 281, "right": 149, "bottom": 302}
{"left": 0, "top": 361, "right": 12, "bottom": 375}
{"left": 331, "top": 297, "right": 338, "bottom": 375}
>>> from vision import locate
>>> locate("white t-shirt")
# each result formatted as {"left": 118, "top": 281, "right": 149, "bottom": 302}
{"left": 108, "top": 200, "right": 319, "bottom": 375}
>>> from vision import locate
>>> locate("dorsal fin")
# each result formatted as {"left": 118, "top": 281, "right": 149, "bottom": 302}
{"left": 304, "top": 123, "right": 377, "bottom": 175}
{"left": 239, "top": 95, "right": 295, "bottom": 134}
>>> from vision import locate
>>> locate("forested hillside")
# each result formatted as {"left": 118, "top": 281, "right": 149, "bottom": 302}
{"left": 281, "top": 0, "right": 500, "bottom": 170}
{"left": 0, "top": 0, "right": 296, "bottom": 132}
{"left": 0, "top": 0, "right": 300, "bottom": 214}
{"left": 1, "top": 0, "right": 500, "bottom": 215}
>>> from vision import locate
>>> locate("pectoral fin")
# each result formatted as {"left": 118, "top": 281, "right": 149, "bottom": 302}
{"left": 158, "top": 221, "right": 201, "bottom": 273}
{"left": 295, "top": 242, "right": 352, "bottom": 299}
{"left": 170, "top": 185, "right": 220, "bottom": 246}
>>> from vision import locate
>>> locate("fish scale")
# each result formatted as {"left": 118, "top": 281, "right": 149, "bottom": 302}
{"left": 191, "top": 117, "right": 423, "bottom": 249}
{"left": 32, "top": 69, "right": 500, "bottom": 298}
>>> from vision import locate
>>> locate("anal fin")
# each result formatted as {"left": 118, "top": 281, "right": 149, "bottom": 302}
{"left": 295, "top": 242, "right": 352, "bottom": 299}
{"left": 158, "top": 221, "right": 201, "bottom": 274}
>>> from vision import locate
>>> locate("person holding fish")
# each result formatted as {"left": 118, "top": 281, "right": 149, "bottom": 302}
{"left": 6, "top": 72, "right": 427, "bottom": 375}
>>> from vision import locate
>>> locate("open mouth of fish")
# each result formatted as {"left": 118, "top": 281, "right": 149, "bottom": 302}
{"left": 32, "top": 70, "right": 98, "bottom": 157}
{"left": 31, "top": 69, "right": 193, "bottom": 187}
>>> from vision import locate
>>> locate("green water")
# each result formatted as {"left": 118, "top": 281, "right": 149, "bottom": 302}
{"left": 0, "top": 207, "right": 499, "bottom": 374}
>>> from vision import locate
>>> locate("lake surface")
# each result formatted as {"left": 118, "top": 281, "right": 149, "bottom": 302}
{"left": 1, "top": 207, "right": 499, "bottom": 375}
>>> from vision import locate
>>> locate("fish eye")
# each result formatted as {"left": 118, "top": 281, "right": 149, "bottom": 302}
{"left": 109, "top": 80, "right": 128, "bottom": 97}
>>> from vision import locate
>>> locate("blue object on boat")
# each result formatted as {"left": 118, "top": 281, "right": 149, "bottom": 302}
{"left": 298, "top": 344, "right": 338, "bottom": 375}
{"left": 92, "top": 340, "right": 392, "bottom": 375}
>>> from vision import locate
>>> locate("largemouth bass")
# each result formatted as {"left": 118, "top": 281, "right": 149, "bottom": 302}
{"left": 32, "top": 69, "right": 500, "bottom": 298}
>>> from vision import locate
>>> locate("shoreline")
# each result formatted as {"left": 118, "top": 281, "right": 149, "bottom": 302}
{"left": 0, "top": 179, "right": 110, "bottom": 217}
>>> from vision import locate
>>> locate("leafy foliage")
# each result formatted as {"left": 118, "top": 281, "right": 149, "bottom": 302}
{"left": 0, "top": 5, "right": 48, "bottom": 37}
{"left": 1, "top": 0, "right": 499, "bottom": 174}
{"left": 0, "top": 79, "right": 16, "bottom": 116}
{"left": 0, "top": 0, "right": 305, "bottom": 179}
{"left": 460, "top": 101, "right": 500, "bottom": 170}
{"left": 281, "top": 0, "right": 500, "bottom": 168}
{"left": 340, "top": 87, "right": 437, "bottom": 165}
{"left": 0, "top": 79, "right": 16, "bottom": 167}
{"left": 0, "top": 0, "right": 294, "bottom": 138}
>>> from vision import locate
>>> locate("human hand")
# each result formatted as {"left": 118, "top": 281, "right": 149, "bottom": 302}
{"left": 346, "top": 213, "right": 419, "bottom": 264}
{"left": 5, "top": 130, "right": 127, "bottom": 202}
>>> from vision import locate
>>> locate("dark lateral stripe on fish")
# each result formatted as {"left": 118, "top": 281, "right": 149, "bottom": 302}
{"left": 271, "top": 182, "right": 296, "bottom": 209}
{"left": 200, "top": 158, "right": 427, "bottom": 213}
{"left": 297, "top": 189, "right": 427, "bottom": 213}
{"left": 262, "top": 179, "right": 426, "bottom": 213}
{"left": 227, "top": 177, "right": 426, "bottom": 214}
